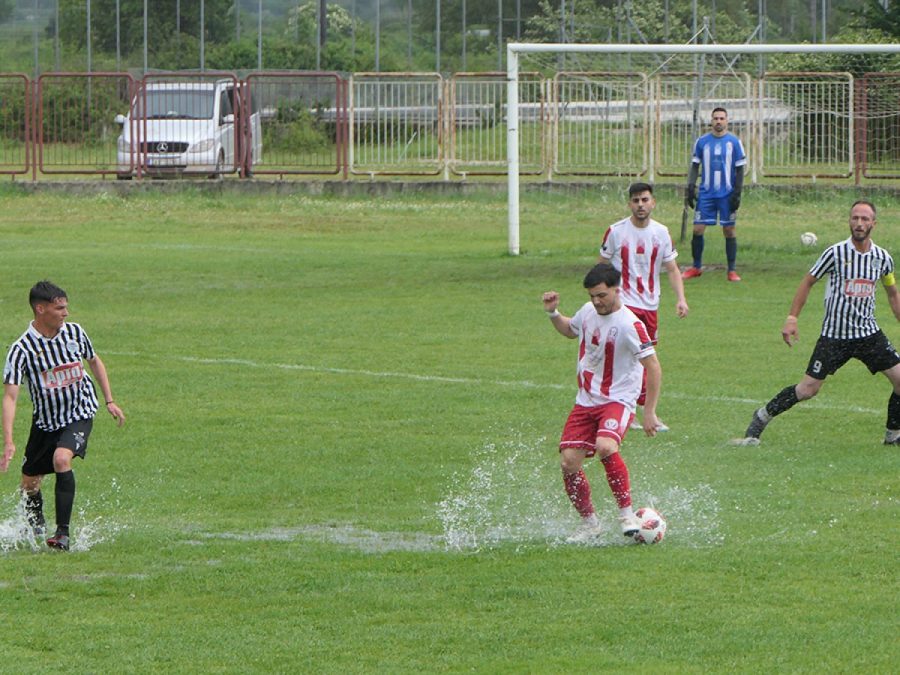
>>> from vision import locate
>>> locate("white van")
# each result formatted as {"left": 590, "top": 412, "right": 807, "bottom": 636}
{"left": 115, "top": 80, "right": 262, "bottom": 178}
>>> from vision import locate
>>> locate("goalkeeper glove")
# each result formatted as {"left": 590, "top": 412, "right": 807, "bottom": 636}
{"left": 730, "top": 192, "right": 741, "bottom": 212}
{"left": 685, "top": 184, "right": 696, "bottom": 209}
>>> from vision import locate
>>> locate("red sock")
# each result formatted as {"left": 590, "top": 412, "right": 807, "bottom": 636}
{"left": 562, "top": 470, "right": 595, "bottom": 518}
{"left": 601, "top": 453, "right": 632, "bottom": 509}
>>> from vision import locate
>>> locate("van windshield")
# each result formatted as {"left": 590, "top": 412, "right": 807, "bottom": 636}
{"left": 135, "top": 89, "right": 215, "bottom": 120}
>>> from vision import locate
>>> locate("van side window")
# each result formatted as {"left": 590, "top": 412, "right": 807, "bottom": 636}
{"left": 219, "top": 89, "right": 233, "bottom": 123}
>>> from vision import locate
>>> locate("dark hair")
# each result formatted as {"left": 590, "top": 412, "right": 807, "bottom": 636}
{"left": 628, "top": 182, "right": 653, "bottom": 197}
{"left": 29, "top": 280, "right": 67, "bottom": 309}
{"left": 583, "top": 263, "right": 621, "bottom": 289}
{"left": 851, "top": 199, "right": 876, "bottom": 216}
{"left": 712, "top": 107, "right": 727, "bottom": 116}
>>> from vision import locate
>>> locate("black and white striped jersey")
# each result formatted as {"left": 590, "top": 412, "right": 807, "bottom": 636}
{"left": 809, "top": 238, "right": 895, "bottom": 340}
{"left": 3, "top": 321, "right": 99, "bottom": 431}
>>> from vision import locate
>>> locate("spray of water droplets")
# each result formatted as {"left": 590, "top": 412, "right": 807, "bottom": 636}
{"left": 437, "top": 432, "right": 573, "bottom": 550}
{"left": 437, "top": 431, "right": 725, "bottom": 550}
{"left": 0, "top": 477, "right": 130, "bottom": 554}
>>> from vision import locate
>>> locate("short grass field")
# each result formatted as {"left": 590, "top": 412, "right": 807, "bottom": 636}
{"left": 0, "top": 183, "right": 897, "bottom": 673}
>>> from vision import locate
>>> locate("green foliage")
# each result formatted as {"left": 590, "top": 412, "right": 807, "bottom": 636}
{"left": 38, "top": 80, "right": 126, "bottom": 145}
{"left": 262, "top": 101, "right": 334, "bottom": 153}
{"left": 851, "top": 0, "right": 900, "bottom": 38}
{"left": 56, "top": 0, "right": 234, "bottom": 55}
{"left": 770, "top": 27, "right": 900, "bottom": 75}
{"left": 0, "top": 83, "right": 28, "bottom": 142}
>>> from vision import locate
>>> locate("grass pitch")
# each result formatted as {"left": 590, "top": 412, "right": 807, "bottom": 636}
{"left": 0, "top": 184, "right": 897, "bottom": 673}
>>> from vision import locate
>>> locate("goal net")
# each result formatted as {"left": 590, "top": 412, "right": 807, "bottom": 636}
{"left": 505, "top": 42, "right": 900, "bottom": 255}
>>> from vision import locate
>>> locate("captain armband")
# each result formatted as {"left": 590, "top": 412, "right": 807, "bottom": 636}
{"left": 883, "top": 272, "right": 896, "bottom": 288}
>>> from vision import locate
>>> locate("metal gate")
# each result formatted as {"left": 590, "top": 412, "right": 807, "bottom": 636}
{"left": 552, "top": 72, "right": 649, "bottom": 177}
{"left": 243, "top": 72, "right": 347, "bottom": 178}
{"left": 350, "top": 73, "right": 443, "bottom": 176}
{"left": 0, "top": 74, "right": 30, "bottom": 177}
{"left": 36, "top": 73, "right": 135, "bottom": 177}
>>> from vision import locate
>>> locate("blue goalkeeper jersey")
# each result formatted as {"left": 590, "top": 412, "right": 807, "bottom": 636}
{"left": 690, "top": 132, "right": 747, "bottom": 199}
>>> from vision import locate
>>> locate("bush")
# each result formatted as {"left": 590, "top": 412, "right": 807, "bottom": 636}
{"left": 263, "top": 102, "right": 334, "bottom": 154}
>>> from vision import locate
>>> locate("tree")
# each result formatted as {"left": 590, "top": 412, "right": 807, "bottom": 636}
{"left": 0, "top": 0, "right": 13, "bottom": 24}
{"left": 57, "top": 0, "right": 234, "bottom": 58}
{"left": 850, "top": 0, "right": 900, "bottom": 38}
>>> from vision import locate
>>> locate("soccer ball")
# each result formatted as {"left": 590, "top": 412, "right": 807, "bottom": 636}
{"left": 800, "top": 232, "right": 818, "bottom": 246}
{"left": 633, "top": 507, "right": 667, "bottom": 544}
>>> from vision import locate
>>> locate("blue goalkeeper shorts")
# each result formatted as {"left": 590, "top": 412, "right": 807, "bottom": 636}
{"left": 694, "top": 195, "right": 736, "bottom": 226}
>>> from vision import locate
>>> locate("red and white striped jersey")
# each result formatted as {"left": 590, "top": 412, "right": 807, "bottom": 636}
{"left": 568, "top": 302, "right": 656, "bottom": 409}
{"left": 600, "top": 217, "right": 678, "bottom": 310}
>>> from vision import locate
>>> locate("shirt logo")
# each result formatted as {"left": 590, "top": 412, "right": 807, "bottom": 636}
{"left": 39, "top": 361, "right": 84, "bottom": 389}
{"left": 604, "top": 419, "right": 619, "bottom": 430}
{"left": 65, "top": 340, "right": 80, "bottom": 356}
{"left": 843, "top": 279, "right": 875, "bottom": 297}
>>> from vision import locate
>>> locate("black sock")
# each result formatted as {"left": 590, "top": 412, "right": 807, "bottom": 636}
{"left": 691, "top": 234, "right": 704, "bottom": 268}
{"left": 765, "top": 385, "right": 800, "bottom": 418}
{"left": 25, "top": 489, "right": 44, "bottom": 525}
{"left": 54, "top": 471, "right": 76, "bottom": 536}
{"left": 888, "top": 392, "right": 900, "bottom": 429}
{"left": 725, "top": 237, "right": 737, "bottom": 270}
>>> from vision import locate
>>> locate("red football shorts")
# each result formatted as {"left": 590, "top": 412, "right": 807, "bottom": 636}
{"left": 559, "top": 403, "right": 633, "bottom": 456}
{"left": 627, "top": 306, "right": 659, "bottom": 344}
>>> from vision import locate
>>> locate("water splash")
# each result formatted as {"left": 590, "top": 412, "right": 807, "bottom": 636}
{"left": 633, "top": 483, "right": 724, "bottom": 547}
{"left": 437, "top": 432, "right": 574, "bottom": 550}
{"left": 437, "top": 431, "right": 725, "bottom": 550}
{"left": 0, "top": 494, "right": 44, "bottom": 553}
{"left": 0, "top": 477, "right": 129, "bottom": 554}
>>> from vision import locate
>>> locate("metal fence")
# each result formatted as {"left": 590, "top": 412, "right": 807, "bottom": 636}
{"left": 350, "top": 73, "right": 444, "bottom": 176}
{"left": 857, "top": 73, "right": 900, "bottom": 180}
{"left": 0, "top": 74, "right": 30, "bottom": 176}
{"left": 448, "top": 72, "right": 545, "bottom": 176}
{"left": 0, "top": 69, "right": 898, "bottom": 183}
{"left": 553, "top": 72, "right": 649, "bottom": 177}
{"left": 244, "top": 72, "right": 347, "bottom": 178}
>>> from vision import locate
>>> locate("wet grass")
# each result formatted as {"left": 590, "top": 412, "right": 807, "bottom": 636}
{"left": 0, "top": 184, "right": 897, "bottom": 673}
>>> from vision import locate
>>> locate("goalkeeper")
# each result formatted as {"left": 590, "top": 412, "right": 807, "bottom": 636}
{"left": 683, "top": 107, "right": 747, "bottom": 282}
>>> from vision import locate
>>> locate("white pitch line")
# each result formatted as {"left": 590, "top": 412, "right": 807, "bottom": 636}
{"left": 105, "top": 351, "right": 882, "bottom": 415}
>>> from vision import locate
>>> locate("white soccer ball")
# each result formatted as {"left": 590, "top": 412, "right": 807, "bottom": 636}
{"left": 800, "top": 232, "right": 818, "bottom": 246}
{"left": 633, "top": 507, "right": 667, "bottom": 544}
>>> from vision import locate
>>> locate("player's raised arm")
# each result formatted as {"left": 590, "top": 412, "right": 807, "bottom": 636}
{"left": 782, "top": 274, "right": 818, "bottom": 346}
{"left": 542, "top": 291, "right": 576, "bottom": 338}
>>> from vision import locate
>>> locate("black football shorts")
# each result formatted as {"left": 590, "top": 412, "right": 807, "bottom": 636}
{"left": 22, "top": 418, "right": 93, "bottom": 477}
{"left": 806, "top": 330, "right": 900, "bottom": 380}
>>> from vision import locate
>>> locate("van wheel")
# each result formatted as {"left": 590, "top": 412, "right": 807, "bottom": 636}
{"left": 209, "top": 152, "right": 224, "bottom": 180}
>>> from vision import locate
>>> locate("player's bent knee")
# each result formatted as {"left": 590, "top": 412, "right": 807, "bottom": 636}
{"left": 594, "top": 439, "right": 619, "bottom": 459}
{"left": 559, "top": 449, "right": 585, "bottom": 474}
{"left": 20, "top": 475, "right": 42, "bottom": 493}
{"left": 796, "top": 382, "right": 822, "bottom": 400}
{"left": 52, "top": 448, "right": 74, "bottom": 473}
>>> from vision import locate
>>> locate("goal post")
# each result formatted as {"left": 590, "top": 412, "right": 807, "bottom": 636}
{"left": 506, "top": 42, "right": 900, "bottom": 256}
